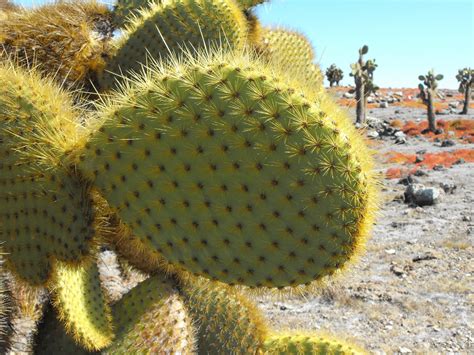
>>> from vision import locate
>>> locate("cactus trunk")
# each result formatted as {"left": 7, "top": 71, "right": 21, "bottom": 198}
{"left": 355, "top": 77, "right": 366, "bottom": 124}
{"left": 462, "top": 85, "right": 471, "bottom": 114}
{"left": 427, "top": 90, "right": 436, "bottom": 132}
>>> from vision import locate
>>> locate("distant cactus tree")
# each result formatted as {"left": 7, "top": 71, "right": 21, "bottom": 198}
{"left": 349, "top": 45, "right": 378, "bottom": 124}
{"left": 418, "top": 70, "right": 443, "bottom": 132}
{"left": 325, "top": 64, "right": 344, "bottom": 87}
{"left": 456, "top": 67, "right": 473, "bottom": 114}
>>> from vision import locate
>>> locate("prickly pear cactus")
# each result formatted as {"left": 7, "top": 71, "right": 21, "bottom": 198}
{"left": 77, "top": 50, "right": 377, "bottom": 288}
{"left": 263, "top": 333, "right": 365, "bottom": 355}
{"left": 0, "top": 1, "right": 111, "bottom": 88}
{"left": 0, "top": 0, "right": 378, "bottom": 353}
{"left": 0, "top": 62, "right": 95, "bottom": 285}
{"left": 99, "top": 0, "right": 248, "bottom": 90}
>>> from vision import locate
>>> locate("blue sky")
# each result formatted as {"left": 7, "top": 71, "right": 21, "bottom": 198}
{"left": 13, "top": 0, "right": 474, "bottom": 88}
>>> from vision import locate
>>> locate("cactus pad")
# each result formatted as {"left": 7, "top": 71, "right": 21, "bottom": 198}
{"left": 50, "top": 261, "right": 114, "bottom": 351}
{"left": 258, "top": 28, "right": 322, "bottom": 87}
{"left": 99, "top": 0, "right": 248, "bottom": 90}
{"left": 113, "top": 0, "right": 159, "bottom": 27}
{"left": 262, "top": 333, "right": 365, "bottom": 355}
{"left": 104, "top": 275, "right": 195, "bottom": 354}
{"left": 238, "top": 0, "right": 268, "bottom": 9}
{"left": 180, "top": 277, "right": 267, "bottom": 353}
{"left": 0, "top": 63, "right": 95, "bottom": 285}
{"left": 0, "top": 1, "right": 110, "bottom": 87}
{"left": 77, "top": 51, "right": 377, "bottom": 288}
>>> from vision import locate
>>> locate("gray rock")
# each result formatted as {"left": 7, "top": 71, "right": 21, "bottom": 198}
{"left": 343, "top": 92, "right": 355, "bottom": 99}
{"left": 379, "top": 102, "right": 389, "bottom": 108}
{"left": 395, "top": 136, "right": 407, "bottom": 144}
{"left": 433, "top": 164, "right": 445, "bottom": 171}
{"left": 415, "top": 154, "right": 424, "bottom": 163}
{"left": 454, "top": 158, "right": 465, "bottom": 165}
{"left": 440, "top": 182, "right": 457, "bottom": 194}
{"left": 441, "top": 139, "right": 456, "bottom": 147}
{"left": 394, "top": 131, "right": 406, "bottom": 138}
{"left": 414, "top": 169, "right": 428, "bottom": 177}
{"left": 404, "top": 184, "right": 443, "bottom": 206}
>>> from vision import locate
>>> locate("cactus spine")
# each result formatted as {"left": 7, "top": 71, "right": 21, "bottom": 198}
{"left": 349, "top": 45, "right": 378, "bottom": 124}
{"left": 418, "top": 70, "right": 443, "bottom": 132}
{"left": 326, "top": 64, "right": 344, "bottom": 87}
{"left": 456, "top": 67, "right": 473, "bottom": 114}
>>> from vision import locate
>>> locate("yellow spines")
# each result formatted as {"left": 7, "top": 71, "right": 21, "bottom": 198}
{"left": 0, "top": 251, "right": 12, "bottom": 353}
{"left": 99, "top": 0, "right": 249, "bottom": 90}
{"left": 0, "top": 0, "right": 111, "bottom": 87}
{"left": 0, "top": 0, "right": 17, "bottom": 12}
{"left": 104, "top": 274, "right": 195, "bottom": 354}
{"left": 49, "top": 260, "right": 114, "bottom": 351}
{"left": 0, "top": 62, "right": 96, "bottom": 285}
{"left": 257, "top": 27, "right": 323, "bottom": 88}
{"left": 262, "top": 333, "right": 366, "bottom": 355}
{"left": 179, "top": 277, "right": 267, "bottom": 354}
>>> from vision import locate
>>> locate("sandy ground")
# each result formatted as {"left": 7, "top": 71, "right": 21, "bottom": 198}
{"left": 6, "top": 89, "right": 473, "bottom": 354}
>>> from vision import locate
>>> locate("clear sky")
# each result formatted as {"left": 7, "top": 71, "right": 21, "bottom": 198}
{"left": 12, "top": 0, "right": 474, "bottom": 88}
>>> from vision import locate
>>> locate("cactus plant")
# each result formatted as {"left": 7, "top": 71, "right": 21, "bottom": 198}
{"left": 113, "top": 0, "right": 159, "bottom": 28}
{"left": 104, "top": 274, "right": 195, "bottom": 354}
{"left": 326, "top": 64, "right": 344, "bottom": 87}
{"left": 257, "top": 28, "right": 323, "bottom": 88}
{"left": 418, "top": 70, "right": 444, "bottom": 132}
{"left": 0, "top": 0, "right": 17, "bottom": 12}
{"left": 76, "top": 49, "right": 377, "bottom": 289}
{"left": 456, "top": 67, "right": 473, "bottom": 115}
{"left": 50, "top": 260, "right": 114, "bottom": 350}
{"left": 179, "top": 277, "right": 267, "bottom": 353}
{"left": 0, "top": 62, "right": 96, "bottom": 285}
{"left": 98, "top": 0, "right": 248, "bottom": 90}
{"left": 262, "top": 333, "right": 365, "bottom": 354}
{"left": 349, "top": 45, "right": 378, "bottom": 124}
{"left": 0, "top": 0, "right": 380, "bottom": 353}
{"left": 0, "top": 1, "right": 111, "bottom": 89}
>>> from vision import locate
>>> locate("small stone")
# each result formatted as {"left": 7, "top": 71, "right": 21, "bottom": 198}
{"left": 404, "top": 184, "right": 443, "bottom": 206}
{"left": 453, "top": 158, "right": 465, "bottom": 165}
{"left": 440, "top": 182, "right": 456, "bottom": 194}
{"left": 367, "top": 130, "right": 379, "bottom": 139}
{"left": 414, "top": 169, "right": 428, "bottom": 177}
{"left": 343, "top": 92, "right": 355, "bottom": 99}
{"left": 441, "top": 139, "right": 455, "bottom": 147}
{"left": 416, "top": 149, "right": 427, "bottom": 155}
{"left": 398, "top": 175, "right": 418, "bottom": 186}
{"left": 395, "top": 136, "right": 407, "bottom": 144}
{"left": 415, "top": 154, "right": 424, "bottom": 163}
{"left": 379, "top": 102, "right": 389, "bottom": 108}
{"left": 391, "top": 265, "right": 405, "bottom": 276}
{"left": 462, "top": 215, "right": 471, "bottom": 222}
{"left": 433, "top": 164, "right": 445, "bottom": 171}
{"left": 399, "top": 347, "right": 412, "bottom": 354}
{"left": 413, "top": 252, "right": 437, "bottom": 262}
{"left": 385, "top": 249, "right": 396, "bottom": 255}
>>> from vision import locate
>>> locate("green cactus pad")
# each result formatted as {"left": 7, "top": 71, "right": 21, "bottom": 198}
{"left": 99, "top": 0, "right": 248, "bottom": 90}
{"left": 180, "top": 277, "right": 267, "bottom": 354}
{"left": 33, "top": 303, "right": 95, "bottom": 355}
{"left": 0, "top": 63, "right": 95, "bottom": 285}
{"left": 113, "top": 0, "right": 157, "bottom": 27}
{"left": 50, "top": 260, "right": 114, "bottom": 351}
{"left": 262, "top": 333, "right": 366, "bottom": 355}
{"left": 258, "top": 28, "right": 322, "bottom": 88}
{"left": 104, "top": 275, "right": 195, "bottom": 354}
{"left": 77, "top": 50, "right": 377, "bottom": 288}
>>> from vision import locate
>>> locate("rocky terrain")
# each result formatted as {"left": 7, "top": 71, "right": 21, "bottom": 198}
{"left": 7, "top": 88, "right": 473, "bottom": 354}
